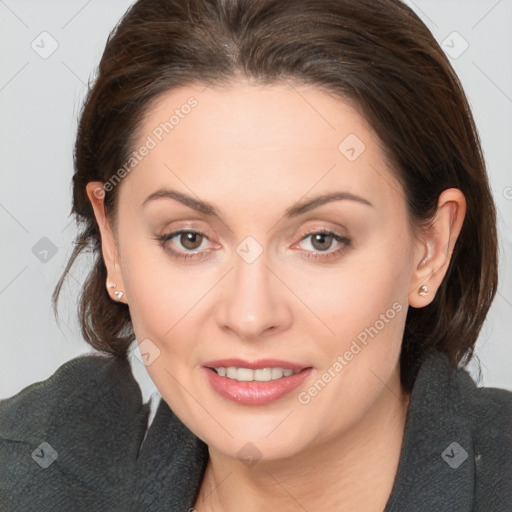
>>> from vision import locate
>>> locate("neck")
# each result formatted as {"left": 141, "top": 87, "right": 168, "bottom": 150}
{"left": 194, "top": 377, "right": 411, "bottom": 512}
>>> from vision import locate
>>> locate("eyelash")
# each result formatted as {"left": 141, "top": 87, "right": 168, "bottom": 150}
{"left": 155, "top": 228, "right": 351, "bottom": 262}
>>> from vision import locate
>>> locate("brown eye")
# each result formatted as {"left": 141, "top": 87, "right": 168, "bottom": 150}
{"left": 179, "top": 231, "right": 203, "bottom": 250}
{"left": 295, "top": 229, "right": 352, "bottom": 262}
{"left": 310, "top": 232, "right": 335, "bottom": 251}
{"left": 155, "top": 229, "right": 215, "bottom": 262}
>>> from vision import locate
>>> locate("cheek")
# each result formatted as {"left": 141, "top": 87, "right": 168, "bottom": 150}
{"left": 298, "top": 232, "right": 412, "bottom": 409}
{"left": 125, "top": 264, "right": 203, "bottom": 344}
{"left": 295, "top": 263, "right": 409, "bottom": 440}
{"left": 306, "top": 242, "right": 410, "bottom": 341}
{"left": 119, "top": 237, "right": 195, "bottom": 340}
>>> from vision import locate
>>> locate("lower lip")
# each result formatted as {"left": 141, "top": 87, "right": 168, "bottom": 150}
{"left": 202, "top": 367, "right": 313, "bottom": 405}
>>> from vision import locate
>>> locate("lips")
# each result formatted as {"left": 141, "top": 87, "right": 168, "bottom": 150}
{"left": 203, "top": 358, "right": 307, "bottom": 371}
{"left": 202, "top": 358, "right": 313, "bottom": 405}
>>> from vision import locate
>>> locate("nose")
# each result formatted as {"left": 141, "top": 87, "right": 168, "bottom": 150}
{"left": 215, "top": 250, "right": 293, "bottom": 342}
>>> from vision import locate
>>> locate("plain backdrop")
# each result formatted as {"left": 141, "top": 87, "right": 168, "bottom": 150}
{"left": 1, "top": 0, "right": 511, "bottom": 398}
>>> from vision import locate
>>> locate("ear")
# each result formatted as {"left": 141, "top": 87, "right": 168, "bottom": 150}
{"left": 85, "top": 182, "right": 128, "bottom": 304}
{"left": 408, "top": 188, "right": 466, "bottom": 308}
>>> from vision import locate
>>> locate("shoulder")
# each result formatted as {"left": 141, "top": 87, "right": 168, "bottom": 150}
{"left": 454, "top": 362, "right": 512, "bottom": 437}
{"left": 2, "top": 352, "right": 130, "bottom": 402}
{"left": 429, "top": 349, "right": 512, "bottom": 452}
{"left": 385, "top": 350, "right": 512, "bottom": 511}
{"left": 0, "top": 353, "right": 141, "bottom": 437}
{"left": 0, "top": 353, "right": 150, "bottom": 511}
{"left": 454, "top": 362, "right": 512, "bottom": 508}
{"left": 419, "top": 348, "right": 512, "bottom": 428}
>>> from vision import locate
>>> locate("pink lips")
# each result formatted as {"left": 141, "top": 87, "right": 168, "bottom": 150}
{"left": 202, "top": 358, "right": 313, "bottom": 405}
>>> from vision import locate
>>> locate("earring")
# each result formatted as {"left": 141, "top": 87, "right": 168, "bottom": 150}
{"left": 418, "top": 285, "right": 428, "bottom": 296}
{"left": 106, "top": 280, "right": 126, "bottom": 302}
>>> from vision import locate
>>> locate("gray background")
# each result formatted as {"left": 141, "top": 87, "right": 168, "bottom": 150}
{"left": 1, "top": 0, "right": 511, "bottom": 398}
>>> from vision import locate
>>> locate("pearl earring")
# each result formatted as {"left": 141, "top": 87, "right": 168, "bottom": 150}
{"left": 106, "top": 280, "right": 126, "bottom": 302}
{"left": 418, "top": 285, "right": 428, "bottom": 296}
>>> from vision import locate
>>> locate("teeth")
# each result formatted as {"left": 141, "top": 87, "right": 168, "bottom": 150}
{"left": 226, "top": 367, "right": 237, "bottom": 379}
{"left": 254, "top": 368, "right": 272, "bottom": 381}
{"left": 236, "top": 368, "right": 253, "bottom": 382}
{"left": 271, "top": 367, "right": 283, "bottom": 380}
{"left": 214, "top": 366, "right": 301, "bottom": 382}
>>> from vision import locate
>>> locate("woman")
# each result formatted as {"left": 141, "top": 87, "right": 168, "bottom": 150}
{"left": 1, "top": 0, "right": 510, "bottom": 510}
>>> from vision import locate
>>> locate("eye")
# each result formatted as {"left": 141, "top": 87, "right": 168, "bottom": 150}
{"left": 155, "top": 227, "right": 351, "bottom": 263}
{"left": 295, "top": 229, "right": 351, "bottom": 261}
{"left": 155, "top": 229, "right": 214, "bottom": 261}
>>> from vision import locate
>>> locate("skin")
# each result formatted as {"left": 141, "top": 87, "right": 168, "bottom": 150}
{"left": 86, "top": 80, "right": 465, "bottom": 511}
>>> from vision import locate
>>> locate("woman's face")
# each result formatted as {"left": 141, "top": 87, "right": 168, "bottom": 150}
{"left": 89, "top": 81, "right": 430, "bottom": 461}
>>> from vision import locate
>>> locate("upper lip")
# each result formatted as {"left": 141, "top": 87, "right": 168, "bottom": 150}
{"left": 202, "top": 358, "right": 309, "bottom": 371}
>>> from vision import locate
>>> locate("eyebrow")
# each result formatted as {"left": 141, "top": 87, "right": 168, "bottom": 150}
{"left": 141, "top": 187, "right": 373, "bottom": 217}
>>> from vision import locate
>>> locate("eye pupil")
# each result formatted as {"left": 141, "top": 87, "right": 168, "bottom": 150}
{"left": 311, "top": 233, "right": 332, "bottom": 251}
{"left": 181, "top": 232, "right": 202, "bottom": 250}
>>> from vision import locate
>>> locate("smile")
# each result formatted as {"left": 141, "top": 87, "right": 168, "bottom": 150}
{"left": 211, "top": 367, "right": 302, "bottom": 382}
{"left": 202, "top": 359, "right": 313, "bottom": 405}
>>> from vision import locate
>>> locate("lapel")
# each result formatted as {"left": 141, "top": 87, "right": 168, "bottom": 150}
{"left": 384, "top": 350, "right": 475, "bottom": 511}
{"left": 133, "top": 396, "right": 208, "bottom": 511}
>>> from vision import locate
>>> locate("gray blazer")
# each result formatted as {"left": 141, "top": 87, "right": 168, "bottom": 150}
{"left": 1, "top": 349, "right": 511, "bottom": 511}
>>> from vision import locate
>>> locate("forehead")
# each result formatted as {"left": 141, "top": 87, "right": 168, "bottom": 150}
{"left": 141, "top": 81, "right": 375, "bottom": 151}
{"left": 121, "top": 81, "right": 404, "bottom": 214}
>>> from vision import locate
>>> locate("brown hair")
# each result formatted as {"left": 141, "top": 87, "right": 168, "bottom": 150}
{"left": 53, "top": 0, "right": 498, "bottom": 392}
